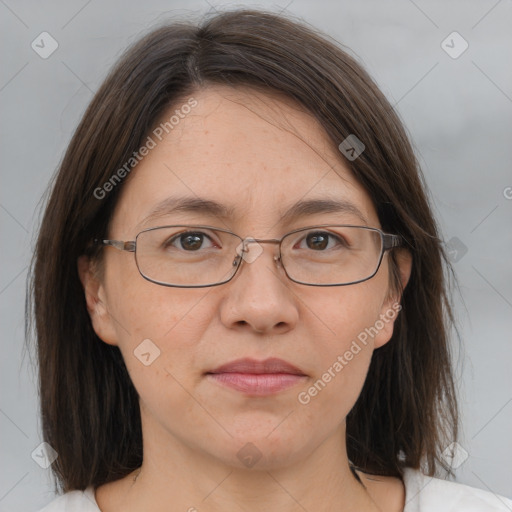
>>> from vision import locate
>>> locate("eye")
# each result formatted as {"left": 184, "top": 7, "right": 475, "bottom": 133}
{"left": 167, "top": 231, "right": 217, "bottom": 251}
{"left": 296, "top": 231, "right": 347, "bottom": 251}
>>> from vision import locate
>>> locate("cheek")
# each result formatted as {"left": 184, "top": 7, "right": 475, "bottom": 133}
{"left": 106, "top": 285, "right": 207, "bottom": 429}
{"left": 294, "top": 280, "right": 386, "bottom": 412}
{"left": 306, "top": 277, "right": 386, "bottom": 350}
{"left": 105, "top": 250, "right": 202, "bottom": 339}
{"left": 295, "top": 321, "right": 374, "bottom": 429}
{"left": 296, "top": 344, "right": 372, "bottom": 428}
{"left": 103, "top": 263, "right": 209, "bottom": 386}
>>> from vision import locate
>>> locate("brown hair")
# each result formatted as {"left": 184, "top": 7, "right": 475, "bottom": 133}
{"left": 28, "top": 9, "right": 459, "bottom": 493}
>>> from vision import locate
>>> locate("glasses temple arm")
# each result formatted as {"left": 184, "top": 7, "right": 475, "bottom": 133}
{"left": 382, "top": 234, "right": 402, "bottom": 251}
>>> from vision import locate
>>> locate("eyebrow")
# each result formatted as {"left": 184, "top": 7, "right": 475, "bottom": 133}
{"left": 138, "top": 195, "right": 369, "bottom": 228}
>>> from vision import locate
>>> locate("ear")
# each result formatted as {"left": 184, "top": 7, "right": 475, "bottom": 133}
{"left": 374, "top": 249, "right": 412, "bottom": 349}
{"left": 77, "top": 255, "right": 118, "bottom": 346}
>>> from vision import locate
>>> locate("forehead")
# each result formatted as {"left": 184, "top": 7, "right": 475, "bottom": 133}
{"left": 112, "top": 85, "right": 378, "bottom": 234}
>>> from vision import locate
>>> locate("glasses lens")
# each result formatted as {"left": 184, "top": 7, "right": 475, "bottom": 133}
{"left": 135, "top": 226, "right": 241, "bottom": 286}
{"left": 280, "top": 226, "right": 383, "bottom": 285}
{"left": 134, "top": 225, "right": 385, "bottom": 287}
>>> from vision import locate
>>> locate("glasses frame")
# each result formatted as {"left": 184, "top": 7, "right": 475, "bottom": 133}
{"left": 95, "top": 224, "right": 402, "bottom": 288}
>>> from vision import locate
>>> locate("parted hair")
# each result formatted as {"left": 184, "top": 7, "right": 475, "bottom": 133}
{"left": 28, "top": 9, "right": 459, "bottom": 493}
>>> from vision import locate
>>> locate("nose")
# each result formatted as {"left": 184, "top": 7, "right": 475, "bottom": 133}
{"left": 219, "top": 239, "right": 299, "bottom": 335}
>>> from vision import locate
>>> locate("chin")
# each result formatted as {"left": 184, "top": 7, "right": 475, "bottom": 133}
{"left": 209, "top": 427, "right": 313, "bottom": 472}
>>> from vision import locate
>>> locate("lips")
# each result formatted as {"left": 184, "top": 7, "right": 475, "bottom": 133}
{"left": 205, "top": 358, "right": 307, "bottom": 396}
{"left": 207, "top": 357, "right": 306, "bottom": 376}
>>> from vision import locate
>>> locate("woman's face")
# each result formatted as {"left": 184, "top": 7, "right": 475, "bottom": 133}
{"left": 81, "top": 85, "right": 408, "bottom": 471}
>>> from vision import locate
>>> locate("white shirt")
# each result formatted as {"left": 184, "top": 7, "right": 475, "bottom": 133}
{"left": 37, "top": 468, "right": 512, "bottom": 511}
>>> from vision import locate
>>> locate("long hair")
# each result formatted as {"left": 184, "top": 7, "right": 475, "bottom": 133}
{"left": 28, "top": 9, "right": 459, "bottom": 493}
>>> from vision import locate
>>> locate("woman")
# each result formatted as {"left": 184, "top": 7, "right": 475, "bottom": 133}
{"left": 30, "top": 9, "right": 511, "bottom": 512}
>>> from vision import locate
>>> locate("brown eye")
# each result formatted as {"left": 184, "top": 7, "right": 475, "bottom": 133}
{"left": 306, "top": 232, "right": 329, "bottom": 250}
{"left": 166, "top": 232, "right": 214, "bottom": 251}
{"left": 299, "top": 231, "right": 347, "bottom": 251}
{"left": 179, "top": 233, "right": 204, "bottom": 250}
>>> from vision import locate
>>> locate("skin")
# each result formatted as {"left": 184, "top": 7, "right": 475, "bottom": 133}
{"left": 79, "top": 85, "right": 412, "bottom": 512}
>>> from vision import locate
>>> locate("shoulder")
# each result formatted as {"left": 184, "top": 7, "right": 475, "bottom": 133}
{"left": 403, "top": 467, "right": 512, "bottom": 512}
{"left": 36, "top": 486, "right": 99, "bottom": 512}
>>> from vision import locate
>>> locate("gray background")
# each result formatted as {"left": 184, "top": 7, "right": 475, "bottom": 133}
{"left": 1, "top": 0, "right": 511, "bottom": 510}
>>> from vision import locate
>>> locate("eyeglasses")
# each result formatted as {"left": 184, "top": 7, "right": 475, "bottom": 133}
{"left": 95, "top": 224, "right": 402, "bottom": 288}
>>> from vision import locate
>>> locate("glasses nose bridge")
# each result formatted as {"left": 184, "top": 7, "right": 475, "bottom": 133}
{"left": 241, "top": 237, "right": 282, "bottom": 264}
{"left": 250, "top": 238, "right": 281, "bottom": 245}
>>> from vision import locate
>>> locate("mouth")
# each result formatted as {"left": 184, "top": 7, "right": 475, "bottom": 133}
{"left": 205, "top": 357, "right": 308, "bottom": 396}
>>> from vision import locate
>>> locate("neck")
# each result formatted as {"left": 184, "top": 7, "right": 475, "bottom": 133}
{"left": 96, "top": 421, "right": 384, "bottom": 512}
